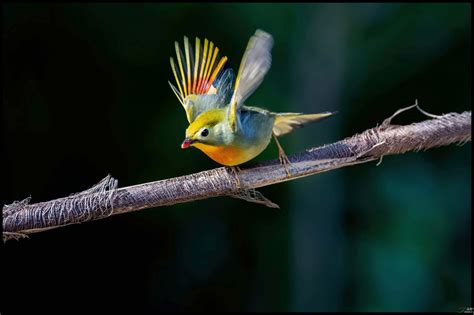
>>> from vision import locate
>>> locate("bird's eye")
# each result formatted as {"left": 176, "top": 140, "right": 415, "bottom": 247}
{"left": 201, "top": 129, "right": 209, "bottom": 137}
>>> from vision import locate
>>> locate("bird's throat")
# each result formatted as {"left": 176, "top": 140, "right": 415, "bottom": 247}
{"left": 192, "top": 143, "right": 250, "bottom": 166}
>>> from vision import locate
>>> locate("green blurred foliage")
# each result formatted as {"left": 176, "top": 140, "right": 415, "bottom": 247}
{"left": 2, "top": 3, "right": 471, "bottom": 312}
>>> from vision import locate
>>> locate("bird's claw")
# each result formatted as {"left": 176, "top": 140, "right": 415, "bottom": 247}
{"left": 273, "top": 133, "right": 292, "bottom": 177}
{"left": 278, "top": 151, "right": 292, "bottom": 177}
{"left": 227, "top": 166, "right": 242, "bottom": 189}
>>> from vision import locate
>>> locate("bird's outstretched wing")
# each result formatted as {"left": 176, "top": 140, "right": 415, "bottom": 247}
{"left": 169, "top": 36, "right": 233, "bottom": 123}
{"left": 228, "top": 30, "right": 273, "bottom": 131}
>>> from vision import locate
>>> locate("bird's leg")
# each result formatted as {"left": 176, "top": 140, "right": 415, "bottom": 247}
{"left": 227, "top": 166, "right": 242, "bottom": 189}
{"left": 272, "top": 133, "right": 292, "bottom": 177}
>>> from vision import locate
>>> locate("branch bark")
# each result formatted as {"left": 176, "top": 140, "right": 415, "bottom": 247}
{"left": 3, "top": 105, "right": 471, "bottom": 241}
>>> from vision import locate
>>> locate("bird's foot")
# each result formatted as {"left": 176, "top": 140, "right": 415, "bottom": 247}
{"left": 227, "top": 166, "right": 242, "bottom": 189}
{"left": 278, "top": 150, "right": 292, "bottom": 177}
{"left": 273, "top": 133, "right": 292, "bottom": 177}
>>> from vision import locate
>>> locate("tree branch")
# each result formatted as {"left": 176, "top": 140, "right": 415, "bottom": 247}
{"left": 3, "top": 105, "right": 471, "bottom": 241}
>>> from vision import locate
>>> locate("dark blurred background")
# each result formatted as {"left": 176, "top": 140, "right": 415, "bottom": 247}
{"left": 2, "top": 3, "right": 471, "bottom": 312}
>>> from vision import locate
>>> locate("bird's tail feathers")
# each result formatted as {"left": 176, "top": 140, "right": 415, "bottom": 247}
{"left": 272, "top": 111, "right": 337, "bottom": 137}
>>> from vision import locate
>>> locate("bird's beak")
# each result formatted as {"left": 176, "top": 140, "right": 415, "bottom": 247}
{"left": 181, "top": 138, "right": 195, "bottom": 149}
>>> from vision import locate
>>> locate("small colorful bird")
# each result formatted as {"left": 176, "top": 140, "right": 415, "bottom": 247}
{"left": 169, "top": 29, "right": 335, "bottom": 179}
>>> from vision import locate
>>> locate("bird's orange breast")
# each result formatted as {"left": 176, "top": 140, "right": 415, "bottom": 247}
{"left": 193, "top": 143, "right": 251, "bottom": 166}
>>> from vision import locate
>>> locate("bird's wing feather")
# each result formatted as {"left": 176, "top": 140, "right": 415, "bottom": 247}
{"left": 169, "top": 36, "right": 230, "bottom": 122}
{"left": 228, "top": 30, "right": 273, "bottom": 131}
{"left": 186, "top": 69, "right": 235, "bottom": 122}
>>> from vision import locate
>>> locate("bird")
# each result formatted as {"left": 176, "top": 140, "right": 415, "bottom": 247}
{"left": 169, "top": 29, "right": 335, "bottom": 182}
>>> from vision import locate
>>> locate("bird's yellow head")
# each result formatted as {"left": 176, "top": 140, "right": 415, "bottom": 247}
{"left": 181, "top": 108, "right": 229, "bottom": 149}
